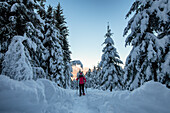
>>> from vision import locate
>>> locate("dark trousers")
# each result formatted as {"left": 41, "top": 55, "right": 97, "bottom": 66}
{"left": 79, "top": 84, "right": 84, "bottom": 96}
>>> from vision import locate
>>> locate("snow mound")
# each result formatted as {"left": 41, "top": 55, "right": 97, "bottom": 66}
{"left": 89, "top": 81, "right": 170, "bottom": 113}
{"left": 0, "top": 75, "right": 169, "bottom": 113}
{"left": 0, "top": 75, "right": 73, "bottom": 113}
{"left": 84, "top": 81, "right": 170, "bottom": 113}
{"left": 110, "top": 81, "right": 170, "bottom": 113}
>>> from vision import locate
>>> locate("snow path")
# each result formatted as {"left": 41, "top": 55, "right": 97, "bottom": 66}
{"left": 72, "top": 95, "right": 90, "bottom": 113}
{"left": 68, "top": 89, "right": 114, "bottom": 113}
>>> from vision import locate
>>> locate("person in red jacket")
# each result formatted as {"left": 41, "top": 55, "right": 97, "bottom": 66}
{"left": 76, "top": 72, "right": 86, "bottom": 96}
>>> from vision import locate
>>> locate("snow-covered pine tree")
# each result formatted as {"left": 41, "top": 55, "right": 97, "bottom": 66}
{"left": 0, "top": 1, "right": 11, "bottom": 73}
{"left": 64, "top": 62, "right": 73, "bottom": 88}
{"left": 0, "top": 0, "right": 46, "bottom": 79}
{"left": 123, "top": 0, "right": 170, "bottom": 90}
{"left": 85, "top": 69, "right": 92, "bottom": 88}
{"left": 93, "top": 63, "right": 102, "bottom": 89}
{"left": 91, "top": 66, "right": 98, "bottom": 88}
{"left": 99, "top": 24, "right": 124, "bottom": 91}
{"left": 43, "top": 5, "right": 65, "bottom": 87}
{"left": 54, "top": 3, "right": 72, "bottom": 88}
{"left": 37, "top": 0, "right": 46, "bottom": 20}
{"left": 2, "top": 36, "right": 33, "bottom": 80}
{"left": 71, "top": 79, "right": 78, "bottom": 90}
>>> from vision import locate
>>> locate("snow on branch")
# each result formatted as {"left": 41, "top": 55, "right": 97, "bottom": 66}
{"left": 71, "top": 60, "right": 83, "bottom": 68}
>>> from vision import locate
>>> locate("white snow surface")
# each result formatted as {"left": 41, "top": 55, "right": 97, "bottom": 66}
{"left": 0, "top": 75, "right": 169, "bottom": 113}
{"left": 104, "top": 37, "right": 114, "bottom": 45}
{"left": 10, "top": 3, "right": 19, "bottom": 12}
{"left": 2, "top": 36, "right": 33, "bottom": 80}
{"left": 71, "top": 60, "right": 83, "bottom": 68}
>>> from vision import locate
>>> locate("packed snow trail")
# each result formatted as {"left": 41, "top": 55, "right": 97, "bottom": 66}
{"left": 0, "top": 75, "right": 170, "bottom": 113}
{"left": 69, "top": 89, "right": 102, "bottom": 113}
{"left": 72, "top": 95, "right": 91, "bottom": 113}
{"left": 69, "top": 89, "right": 127, "bottom": 113}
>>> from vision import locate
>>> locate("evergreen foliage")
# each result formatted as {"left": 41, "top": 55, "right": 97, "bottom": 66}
{"left": 54, "top": 3, "right": 72, "bottom": 88}
{"left": 85, "top": 69, "right": 92, "bottom": 88}
{"left": 85, "top": 66, "right": 99, "bottom": 89}
{"left": 2, "top": 36, "right": 33, "bottom": 80}
{"left": 98, "top": 24, "right": 124, "bottom": 91}
{"left": 0, "top": 0, "right": 46, "bottom": 80}
{"left": 123, "top": 0, "right": 170, "bottom": 90}
{"left": 71, "top": 79, "right": 78, "bottom": 89}
{"left": 43, "top": 5, "right": 65, "bottom": 87}
{"left": 0, "top": 0, "right": 72, "bottom": 88}
{"left": 91, "top": 66, "right": 98, "bottom": 88}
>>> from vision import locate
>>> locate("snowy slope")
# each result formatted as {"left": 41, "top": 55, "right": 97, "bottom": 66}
{"left": 0, "top": 75, "right": 169, "bottom": 113}
{"left": 0, "top": 75, "right": 73, "bottom": 113}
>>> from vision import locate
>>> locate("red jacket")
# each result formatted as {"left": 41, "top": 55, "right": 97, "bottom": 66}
{"left": 76, "top": 75, "right": 86, "bottom": 84}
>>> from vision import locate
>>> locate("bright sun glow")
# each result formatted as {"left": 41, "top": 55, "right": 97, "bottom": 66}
{"left": 71, "top": 65, "right": 89, "bottom": 80}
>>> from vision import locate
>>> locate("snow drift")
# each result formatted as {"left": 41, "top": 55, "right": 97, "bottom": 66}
{"left": 0, "top": 75, "right": 169, "bottom": 113}
{"left": 0, "top": 75, "right": 73, "bottom": 113}
{"left": 110, "top": 81, "right": 170, "bottom": 113}
{"left": 84, "top": 81, "right": 170, "bottom": 113}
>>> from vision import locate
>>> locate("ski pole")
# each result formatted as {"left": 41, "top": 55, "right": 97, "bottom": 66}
{"left": 76, "top": 81, "right": 78, "bottom": 95}
{"left": 77, "top": 79, "right": 79, "bottom": 96}
{"left": 85, "top": 83, "right": 87, "bottom": 94}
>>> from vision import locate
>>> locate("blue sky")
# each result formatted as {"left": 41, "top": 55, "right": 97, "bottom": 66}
{"left": 46, "top": 0, "right": 134, "bottom": 68}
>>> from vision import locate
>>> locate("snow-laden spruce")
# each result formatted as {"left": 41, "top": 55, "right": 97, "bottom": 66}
{"left": 43, "top": 5, "right": 65, "bottom": 87}
{"left": 71, "top": 60, "right": 83, "bottom": 68}
{"left": 85, "top": 66, "right": 98, "bottom": 89}
{"left": 2, "top": 36, "right": 33, "bottom": 80}
{"left": 0, "top": 0, "right": 47, "bottom": 79}
{"left": 91, "top": 66, "right": 98, "bottom": 88}
{"left": 54, "top": 3, "right": 73, "bottom": 89}
{"left": 98, "top": 24, "right": 124, "bottom": 91}
{"left": 0, "top": 0, "right": 72, "bottom": 88}
{"left": 85, "top": 68, "right": 92, "bottom": 88}
{"left": 123, "top": 0, "right": 170, "bottom": 90}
